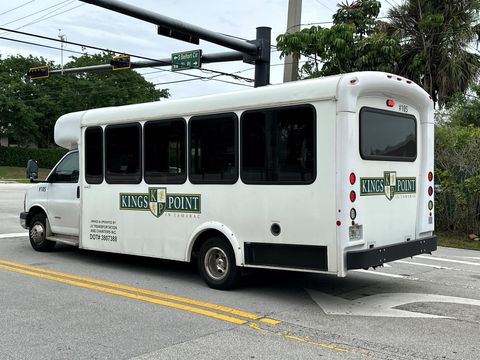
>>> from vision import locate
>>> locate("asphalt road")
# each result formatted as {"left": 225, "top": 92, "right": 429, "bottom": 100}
{"left": 1, "top": 183, "right": 480, "bottom": 360}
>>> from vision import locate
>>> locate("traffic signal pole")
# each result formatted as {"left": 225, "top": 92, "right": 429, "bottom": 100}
{"left": 79, "top": 0, "right": 271, "bottom": 87}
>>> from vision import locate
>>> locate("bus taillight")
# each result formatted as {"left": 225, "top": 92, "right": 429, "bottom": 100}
{"left": 428, "top": 186, "right": 433, "bottom": 196}
{"left": 428, "top": 171, "right": 433, "bottom": 182}
{"left": 349, "top": 172, "right": 356, "bottom": 185}
{"left": 349, "top": 190, "right": 356, "bottom": 202}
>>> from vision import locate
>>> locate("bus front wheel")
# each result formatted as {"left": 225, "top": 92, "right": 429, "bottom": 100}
{"left": 29, "top": 213, "right": 55, "bottom": 252}
{"left": 198, "top": 237, "right": 240, "bottom": 290}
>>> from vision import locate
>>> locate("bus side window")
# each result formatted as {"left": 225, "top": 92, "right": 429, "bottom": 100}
{"left": 144, "top": 119, "right": 186, "bottom": 184}
{"left": 48, "top": 151, "right": 79, "bottom": 183}
{"left": 85, "top": 127, "right": 103, "bottom": 184}
{"left": 189, "top": 113, "right": 238, "bottom": 184}
{"left": 105, "top": 123, "right": 142, "bottom": 184}
{"left": 241, "top": 105, "right": 315, "bottom": 184}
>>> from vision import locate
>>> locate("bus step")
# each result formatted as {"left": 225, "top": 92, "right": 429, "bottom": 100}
{"left": 46, "top": 235, "right": 79, "bottom": 247}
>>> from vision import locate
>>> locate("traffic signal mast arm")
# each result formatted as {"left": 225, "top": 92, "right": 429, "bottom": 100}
{"left": 48, "top": 51, "right": 244, "bottom": 76}
{"left": 79, "top": 0, "right": 258, "bottom": 55}
{"left": 78, "top": 0, "right": 270, "bottom": 87}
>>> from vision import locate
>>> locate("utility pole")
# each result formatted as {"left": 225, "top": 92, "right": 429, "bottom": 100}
{"left": 58, "top": 29, "right": 66, "bottom": 75}
{"left": 283, "top": 0, "right": 302, "bottom": 82}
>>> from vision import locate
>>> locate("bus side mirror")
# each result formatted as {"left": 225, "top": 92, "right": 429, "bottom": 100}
{"left": 26, "top": 159, "right": 39, "bottom": 182}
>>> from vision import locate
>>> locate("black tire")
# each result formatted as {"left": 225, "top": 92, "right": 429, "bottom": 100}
{"left": 29, "top": 213, "right": 55, "bottom": 252}
{"left": 198, "top": 237, "right": 240, "bottom": 290}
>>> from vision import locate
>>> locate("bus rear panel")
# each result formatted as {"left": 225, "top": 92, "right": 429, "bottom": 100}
{"left": 336, "top": 73, "right": 436, "bottom": 276}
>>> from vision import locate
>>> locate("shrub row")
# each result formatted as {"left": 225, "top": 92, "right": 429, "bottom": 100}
{"left": 0, "top": 146, "right": 67, "bottom": 169}
{"left": 435, "top": 125, "right": 480, "bottom": 234}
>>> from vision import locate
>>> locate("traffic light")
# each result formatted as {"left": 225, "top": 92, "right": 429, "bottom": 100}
{"left": 27, "top": 65, "right": 49, "bottom": 79}
{"left": 111, "top": 55, "right": 131, "bottom": 70}
{"left": 157, "top": 25, "right": 199, "bottom": 45}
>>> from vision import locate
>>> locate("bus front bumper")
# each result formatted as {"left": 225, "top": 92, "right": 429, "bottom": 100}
{"left": 20, "top": 212, "right": 28, "bottom": 229}
{"left": 346, "top": 236, "right": 437, "bottom": 270}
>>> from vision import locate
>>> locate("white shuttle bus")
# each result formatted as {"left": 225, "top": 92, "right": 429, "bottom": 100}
{"left": 20, "top": 72, "right": 437, "bottom": 289}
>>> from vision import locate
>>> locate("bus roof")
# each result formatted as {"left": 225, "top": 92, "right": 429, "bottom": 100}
{"left": 54, "top": 71, "right": 432, "bottom": 150}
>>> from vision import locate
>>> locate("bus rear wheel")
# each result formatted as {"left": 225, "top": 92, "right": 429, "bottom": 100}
{"left": 29, "top": 213, "right": 55, "bottom": 252}
{"left": 198, "top": 237, "right": 239, "bottom": 290}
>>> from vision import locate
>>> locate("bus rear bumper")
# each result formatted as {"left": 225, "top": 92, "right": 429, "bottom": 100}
{"left": 346, "top": 236, "right": 437, "bottom": 270}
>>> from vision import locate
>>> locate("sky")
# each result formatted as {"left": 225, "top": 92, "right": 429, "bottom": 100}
{"left": 0, "top": 0, "right": 393, "bottom": 100}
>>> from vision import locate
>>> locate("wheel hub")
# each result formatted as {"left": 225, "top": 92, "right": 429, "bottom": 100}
{"left": 204, "top": 247, "right": 229, "bottom": 280}
{"left": 30, "top": 223, "right": 45, "bottom": 244}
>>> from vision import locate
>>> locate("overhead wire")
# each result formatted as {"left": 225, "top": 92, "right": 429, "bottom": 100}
{"left": 0, "top": 2, "right": 84, "bottom": 37}
{"left": 0, "top": 35, "right": 86, "bottom": 55}
{"left": 0, "top": 1, "right": 36, "bottom": 17}
{"left": 313, "top": 0, "right": 335, "bottom": 13}
{"left": 13, "top": 2, "right": 84, "bottom": 32}
{"left": 0, "top": 0, "right": 72, "bottom": 27}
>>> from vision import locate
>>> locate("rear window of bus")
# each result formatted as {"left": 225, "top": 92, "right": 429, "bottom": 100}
{"left": 359, "top": 107, "right": 417, "bottom": 162}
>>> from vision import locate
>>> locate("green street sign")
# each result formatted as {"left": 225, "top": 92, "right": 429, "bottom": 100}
{"left": 171, "top": 50, "right": 202, "bottom": 71}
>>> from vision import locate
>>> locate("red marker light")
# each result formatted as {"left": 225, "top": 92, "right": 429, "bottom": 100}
{"left": 349, "top": 172, "right": 356, "bottom": 185}
{"left": 386, "top": 99, "right": 395, "bottom": 107}
{"left": 428, "top": 172, "right": 433, "bottom": 182}
{"left": 349, "top": 190, "right": 356, "bottom": 202}
{"left": 428, "top": 186, "right": 433, "bottom": 196}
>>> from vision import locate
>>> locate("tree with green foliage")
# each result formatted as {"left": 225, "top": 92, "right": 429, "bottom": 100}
{"left": 443, "top": 85, "right": 480, "bottom": 127}
{"left": 276, "top": 0, "right": 400, "bottom": 78}
{"left": 62, "top": 52, "right": 169, "bottom": 109}
{"left": 0, "top": 53, "right": 169, "bottom": 147}
{"left": 0, "top": 55, "right": 49, "bottom": 146}
{"left": 386, "top": 0, "right": 480, "bottom": 107}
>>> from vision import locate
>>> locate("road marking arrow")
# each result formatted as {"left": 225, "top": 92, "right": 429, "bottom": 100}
{"left": 307, "top": 290, "right": 480, "bottom": 318}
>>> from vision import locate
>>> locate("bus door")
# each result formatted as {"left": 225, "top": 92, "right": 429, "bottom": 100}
{"left": 355, "top": 105, "right": 419, "bottom": 248}
{"left": 46, "top": 151, "right": 80, "bottom": 236}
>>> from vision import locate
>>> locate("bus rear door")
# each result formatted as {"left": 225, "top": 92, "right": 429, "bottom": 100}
{"left": 355, "top": 103, "right": 419, "bottom": 249}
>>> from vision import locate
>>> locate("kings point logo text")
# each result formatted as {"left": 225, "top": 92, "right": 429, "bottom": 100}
{"left": 119, "top": 187, "right": 201, "bottom": 217}
{"left": 360, "top": 171, "right": 416, "bottom": 200}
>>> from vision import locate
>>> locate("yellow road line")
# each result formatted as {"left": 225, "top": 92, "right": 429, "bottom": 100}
{"left": 285, "top": 335, "right": 350, "bottom": 352}
{"left": 0, "top": 259, "right": 279, "bottom": 324}
{"left": 0, "top": 263, "right": 247, "bottom": 324}
{"left": 249, "top": 323, "right": 353, "bottom": 354}
{"left": 259, "top": 318, "right": 281, "bottom": 325}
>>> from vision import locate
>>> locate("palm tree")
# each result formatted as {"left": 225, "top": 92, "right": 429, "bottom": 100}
{"left": 387, "top": 0, "right": 480, "bottom": 107}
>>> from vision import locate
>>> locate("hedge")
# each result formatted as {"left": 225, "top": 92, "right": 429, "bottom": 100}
{"left": 435, "top": 125, "right": 480, "bottom": 234}
{"left": 0, "top": 146, "right": 67, "bottom": 169}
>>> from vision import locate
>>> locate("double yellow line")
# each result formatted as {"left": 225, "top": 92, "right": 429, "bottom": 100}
{"left": 0, "top": 259, "right": 359, "bottom": 355}
{"left": 0, "top": 259, "right": 280, "bottom": 326}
